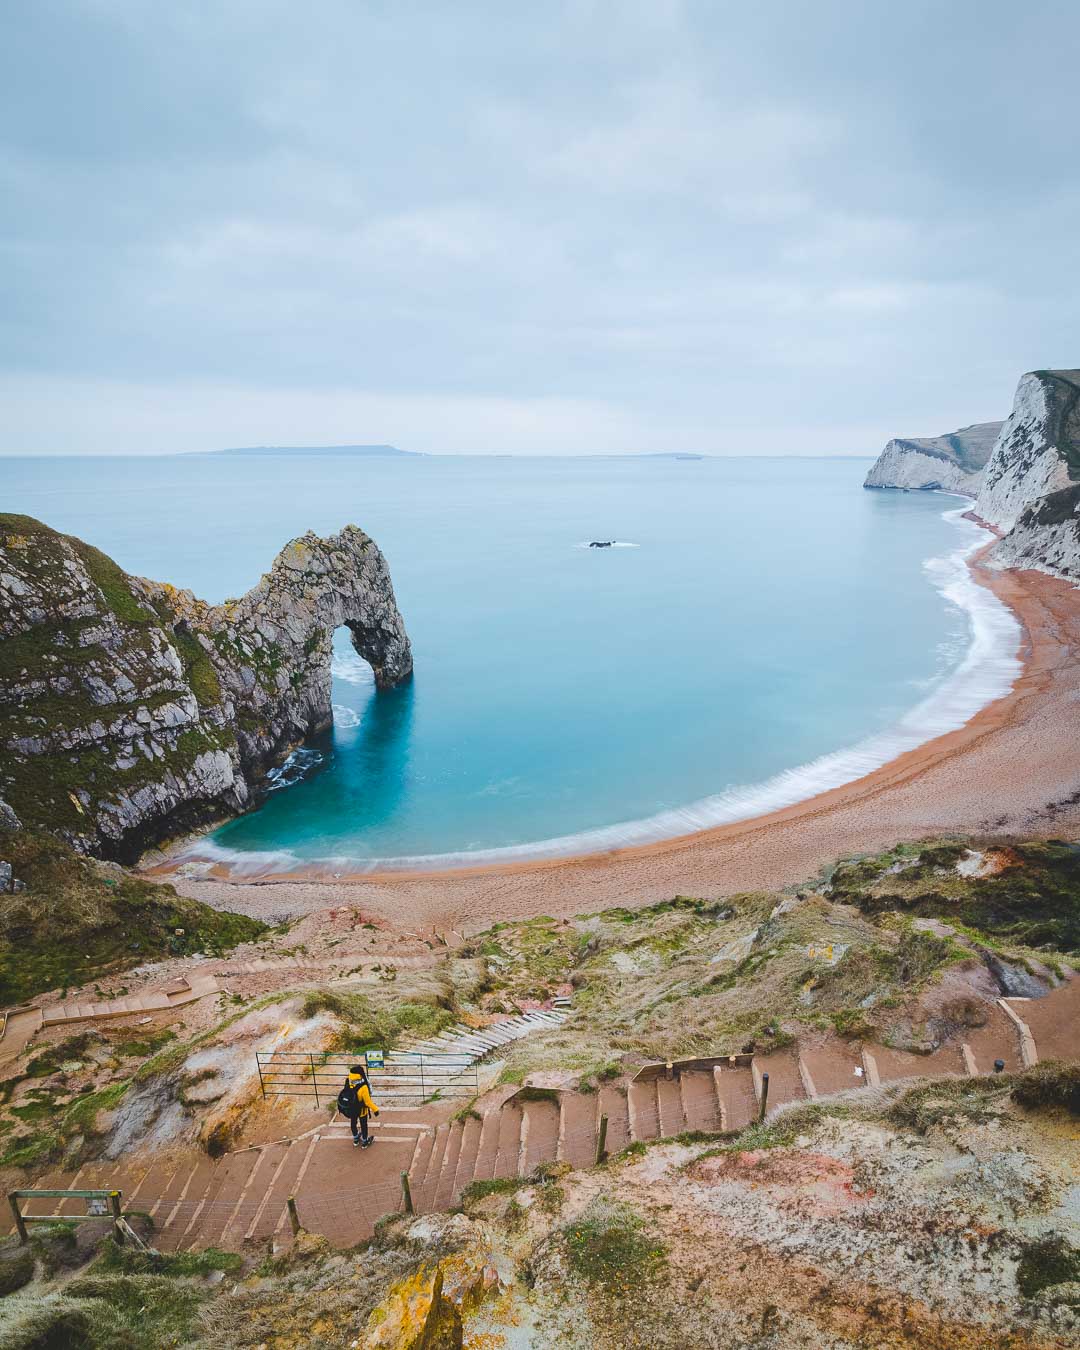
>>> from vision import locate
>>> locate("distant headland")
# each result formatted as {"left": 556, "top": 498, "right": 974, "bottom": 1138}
{"left": 212, "top": 444, "right": 422, "bottom": 457}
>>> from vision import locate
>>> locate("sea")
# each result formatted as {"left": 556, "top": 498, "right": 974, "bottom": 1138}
{"left": 3, "top": 452, "right": 1021, "bottom": 872}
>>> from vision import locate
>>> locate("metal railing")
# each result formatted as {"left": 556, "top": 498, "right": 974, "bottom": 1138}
{"left": 255, "top": 1051, "right": 478, "bottom": 1106}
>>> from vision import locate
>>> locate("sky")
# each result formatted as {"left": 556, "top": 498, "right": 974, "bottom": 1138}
{"left": 1, "top": 1, "right": 1078, "bottom": 457}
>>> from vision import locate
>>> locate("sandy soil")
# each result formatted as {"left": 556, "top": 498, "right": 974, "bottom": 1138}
{"left": 156, "top": 553, "right": 1080, "bottom": 934}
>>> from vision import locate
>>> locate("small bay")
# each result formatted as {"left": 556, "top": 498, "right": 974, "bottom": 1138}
{"left": 3, "top": 452, "right": 1016, "bottom": 868}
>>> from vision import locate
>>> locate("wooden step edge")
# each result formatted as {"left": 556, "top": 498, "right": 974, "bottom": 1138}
{"left": 860, "top": 1047, "right": 881, "bottom": 1088}
{"left": 997, "top": 999, "right": 1038, "bottom": 1068}
{"left": 960, "top": 1043, "right": 978, "bottom": 1077}
{"left": 517, "top": 1102, "right": 531, "bottom": 1176}
{"left": 797, "top": 1054, "right": 818, "bottom": 1100}
{"left": 712, "top": 1066, "right": 726, "bottom": 1131}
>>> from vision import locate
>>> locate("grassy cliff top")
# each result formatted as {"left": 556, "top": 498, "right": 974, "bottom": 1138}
{"left": 0, "top": 829, "right": 265, "bottom": 1004}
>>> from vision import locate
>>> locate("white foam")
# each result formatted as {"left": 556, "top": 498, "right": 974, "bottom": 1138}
{"left": 574, "top": 540, "right": 641, "bottom": 549}
{"left": 265, "top": 747, "right": 324, "bottom": 792}
{"left": 332, "top": 704, "right": 362, "bottom": 729}
{"left": 181, "top": 507, "right": 1020, "bottom": 876}
{"left": 331, "top": 651, "right": 374, "bottom": 686}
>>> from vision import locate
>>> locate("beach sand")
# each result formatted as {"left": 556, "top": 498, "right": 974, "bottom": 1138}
{"left": 156, "top": 552, "right": 1080, "bottom": 933}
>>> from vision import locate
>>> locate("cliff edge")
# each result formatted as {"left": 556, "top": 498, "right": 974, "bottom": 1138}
{"left": 0, "top": 515, "right": 412, "bottom": 860}
{"left": 976, "top": 369, "right": 1080, "bottom": 581}
{"left": 863, "top": 421, "right": 1001, "bottom": 495}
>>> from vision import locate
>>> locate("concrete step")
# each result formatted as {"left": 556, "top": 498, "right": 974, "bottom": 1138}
{"left": 519, "top": 1097, "right": 560, "bottom": 1177}
{"left": 866, "top": 1043, "right": 966, "bottom": 1085}
{"left": 753, "top": 1049, "right": 808, "bottom": 1115}
{"left": 434, "top": 1123, "right": 464, "bottom": 1211}
{"left": 493, "top": 1101, "right": 523, "bottom": 1180}
{"left": 679, "top": 1068, "right": 722, "bottom": 1134}
{"left": 470, "top": 1109, "right": 500, "bottom": 1184}
{"left": 713, "top": 1064, "right": 757, "bottom": 1131}
{"left": 656, "top": 1075, "right": 686, "bottom": 1138}
{"left": 558, "top": 1090, "right": 599, "bottom": 1168}
{"left": 627, "top": 1079, "right": 660, "bottom": 1142}
{"left": 960, "top": 1001, "right": 1026, "bottom": 1075}
{"left": 1008, "top": 976, "right": 1079, "bottom": 1064}
{"left": 450, "top": 1115, "right": 483, "bottom": 1206}
{"left": 597, "top": 1084, "right": 631, "bottom": 1155}
{"left": 797, "top": 1045, "right": 867, "bottom": 1097}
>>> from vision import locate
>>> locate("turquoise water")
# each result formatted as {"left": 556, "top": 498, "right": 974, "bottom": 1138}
{"left": 2, "top": 454, "right": 1019, "bottom": 869}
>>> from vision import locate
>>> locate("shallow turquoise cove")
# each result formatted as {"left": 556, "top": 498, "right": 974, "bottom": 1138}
{"left": 6, "top": 453, "right": 1011, "bottom": 867}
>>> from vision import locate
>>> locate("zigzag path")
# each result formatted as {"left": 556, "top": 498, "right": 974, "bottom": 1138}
{"left": 7, "top": 975, "right": 1075, "bottom": 1254}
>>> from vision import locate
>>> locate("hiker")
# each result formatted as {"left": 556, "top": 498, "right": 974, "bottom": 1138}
{"left": 338, "top": 1064, "right": 380, "bottom": 1148}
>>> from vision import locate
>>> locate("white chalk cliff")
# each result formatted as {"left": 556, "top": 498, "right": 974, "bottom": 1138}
{"left": 864, "top": 422, "right": 1001, "bottom": 495}
{"left": 977, "top": 369, "right": 1080, "bottom": 582}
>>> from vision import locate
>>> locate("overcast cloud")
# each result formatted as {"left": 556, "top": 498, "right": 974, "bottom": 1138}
{"left": 1, "top": 0, "right": 1078, "bottom": 455}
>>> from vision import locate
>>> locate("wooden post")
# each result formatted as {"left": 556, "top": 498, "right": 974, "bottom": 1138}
{"left": 287, "top": 1196, "right": 301, "bottom": 1236}
{"left": 595, "top": 1113, "right": 609, "bottom": 1166}
{"left": 8, "top": 1192, "right": 28, "bottom": 1245}
{"left": 665, "top": 1061, "right": 673, "bottom": 1081}
{"left": 109, "top": 1190, "right": 124, "bottom": 1245}
{"left": 758, "top": 1072, "right": 769, "bottom": 1124}
{"left": 401, "top": 1171, "right": 414, "bottom": 1215}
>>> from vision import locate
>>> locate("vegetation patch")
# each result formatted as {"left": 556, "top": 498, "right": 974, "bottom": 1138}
{"left": 1010, "top": 1060, "right": 1080, "bottom": 1116}
{"left": 1016, "top": 1234, "right": 1080, "bottom": 1299}
{"left": 828, "top": 839, "right": 1080, "bottom": 954}
{"left": 561, "top": 1197, "right": 665, "bottom": 1293}
{"left": 300, "top": 988, "right": 455, "bottom": 1052}
{"left": 0, "top": 828, "right": 265, "bottom": 1003}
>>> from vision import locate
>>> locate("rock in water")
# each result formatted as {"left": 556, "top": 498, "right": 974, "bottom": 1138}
{"left": 0, "top": 515, "right": 412, "bottom": 859}
{"left": 863, "top": 421, "right": 1002, "bottom": 495}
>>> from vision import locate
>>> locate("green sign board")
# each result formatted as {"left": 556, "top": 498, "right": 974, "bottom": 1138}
{"left": 365, "top": 1050, "right": 385, "bottom": 1070}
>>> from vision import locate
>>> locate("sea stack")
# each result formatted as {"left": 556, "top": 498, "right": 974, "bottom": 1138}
{"left": 0, "top": 516, "right": 412, "bottom": 859}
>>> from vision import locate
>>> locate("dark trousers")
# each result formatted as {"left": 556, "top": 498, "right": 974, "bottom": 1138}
{"left": 350, "top": 1114, "right": 369, "bottom": 1142}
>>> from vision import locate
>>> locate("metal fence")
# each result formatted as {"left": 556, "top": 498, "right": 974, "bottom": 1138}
{"left": 255, "top": 1051, "right": 478, "bottom": 1106}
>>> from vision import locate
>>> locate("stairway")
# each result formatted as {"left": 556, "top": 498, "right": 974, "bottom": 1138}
{"left": 9, "top": 974, "right": 1074, "bottom": 1254}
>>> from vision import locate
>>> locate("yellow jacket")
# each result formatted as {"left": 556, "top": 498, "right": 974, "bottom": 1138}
{"left": 347, "top": 1074, "right": 379, "bottom": 1118}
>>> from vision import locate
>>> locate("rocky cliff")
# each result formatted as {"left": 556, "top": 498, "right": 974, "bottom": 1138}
{"left": 863, "top": 421, "right": 1001, "bottom": 494}
{"left": 974, "top": 369, "right": 1080, "bottom": 581}
{"left": 0, "top": 515, "right": 412, "bottom": 860}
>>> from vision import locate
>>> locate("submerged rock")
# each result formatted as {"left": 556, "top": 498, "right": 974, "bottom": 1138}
{"left": 0, "top": 515, "right": 412, "bottom": 859}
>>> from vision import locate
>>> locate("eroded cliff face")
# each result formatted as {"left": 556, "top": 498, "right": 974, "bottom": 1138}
{"left": 863, "top": 421, "right": 1001, "bottom": 495}
{"left": 0, "top": 515, "right": 411, "bottom": 859}
{"left": 974, "top": 369, "right": 1080, "bottom": 582}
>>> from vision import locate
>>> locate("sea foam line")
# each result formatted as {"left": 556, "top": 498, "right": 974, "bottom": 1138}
{"left": 180, "top": 508, "right": 1021, "bottom": 876}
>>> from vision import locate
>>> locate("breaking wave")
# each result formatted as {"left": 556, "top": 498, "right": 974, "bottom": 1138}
{"left": 265, "top": 747, "right": 324, "bottom": 792}
{"left": 331, "top": 651, "right": 374, "bottom": 686}
{"left": 176, "top": 507, "right": 1020, "bottom": 876}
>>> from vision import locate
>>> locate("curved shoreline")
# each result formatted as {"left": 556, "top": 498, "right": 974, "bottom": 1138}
{"left": 167, "top": 506, "right": 1020, "bottom": 879}
{"left": 151, "top": 536, "right": 1080, "bottom": 930}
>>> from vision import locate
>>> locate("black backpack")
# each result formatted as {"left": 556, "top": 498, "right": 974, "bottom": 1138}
{"left": 337, "top": 1082, "right": 359, "bottom": 1116}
